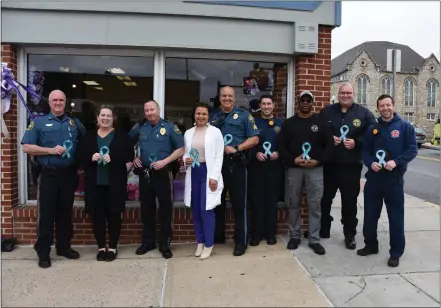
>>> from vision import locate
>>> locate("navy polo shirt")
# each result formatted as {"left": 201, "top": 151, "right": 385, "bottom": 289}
{"left": 210, "top": 107, "right": 259, "bottom": 146}
{"left": 129, "top": 118, "right": 184, "bottom": 165}
{"left": 21, "top": 113, "right": 85, "bottom": 167}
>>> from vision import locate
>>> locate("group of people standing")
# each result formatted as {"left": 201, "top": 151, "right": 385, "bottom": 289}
{"left": 21, "top": 82, "right": 417, "bottom": 269}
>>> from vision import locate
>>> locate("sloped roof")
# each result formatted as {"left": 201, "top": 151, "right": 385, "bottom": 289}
{"left": 331, "top": 41, "right": 425, "bottom": 76}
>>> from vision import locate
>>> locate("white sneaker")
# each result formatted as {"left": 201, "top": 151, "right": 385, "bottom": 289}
{"left": 200, "top": 245, "right": 213, "bottom": 260}
{"left": 195, "top": 243, "right": 204, "bottom": 257}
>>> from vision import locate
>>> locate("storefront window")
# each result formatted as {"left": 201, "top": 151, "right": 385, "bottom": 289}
{"left": 164, "top": 58, "right": 288, "bottom": 202}
{"left": 26, "top": 54, "right": 154, "bottom": 201}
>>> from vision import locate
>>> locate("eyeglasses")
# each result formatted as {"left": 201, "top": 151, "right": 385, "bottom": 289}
{"left": 339, "top": 92, "right": 353, "bottom": 95}
{"left": 300, "top": 99, "right": 313, "bottom": 104}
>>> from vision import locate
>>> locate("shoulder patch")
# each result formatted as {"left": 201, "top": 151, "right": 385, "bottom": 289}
{"left": 174, "top": 124, "right": 181, "bottom": 134}
{"left": 26, "top": 121, "right": 34, "bottom": 131}
{"left": 248, "top": 114, "right": 255, "bottom": 122}
{"left": 274, "top": 126, "right": 281, "bottom": 133}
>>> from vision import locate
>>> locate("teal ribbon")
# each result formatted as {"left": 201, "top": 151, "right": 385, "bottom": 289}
{"left": 224, "top": 134, "right": 233, "bottom": 146}
{"left": 189, "top": 148, "right": 200, "bottom": 168}
{"left": 61, "top": 140, "right": 73, "bottom": 159}
{"left": 149, "top": 153, "right": 157, "bottom": 168}
{"left": 376, "top": 149, "right": 386, "bottom": 167}
{"left": 302, "top": 142, "right": 311, "bottom": 160}
{"left": 262, "top": 141, "right": 272, "bottom": 156}
{"left": 340, "top": 125, "right": 349, "bottom": 141}
{"left": 98, "top": 146, "right": 110, "bottom": 165}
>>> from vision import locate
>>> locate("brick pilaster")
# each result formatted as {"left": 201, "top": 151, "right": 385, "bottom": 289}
{"left": 1, "top": 44, "right": 19, "bottom": 237}
{"left": 294, "top": 26, "right": 333, "bottom": 232}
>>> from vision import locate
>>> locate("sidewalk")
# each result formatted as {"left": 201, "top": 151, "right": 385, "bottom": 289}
{"left": 422, "top": 142, "right": 440, "bottom": 150}
{"left": 289, "top": 191, "right": 440, "bottom": 307}
{"left": 1, "top": 191, "right": 439, "bottom": 307}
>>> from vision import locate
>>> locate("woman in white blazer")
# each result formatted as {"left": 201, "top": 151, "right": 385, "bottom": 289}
{"left": 183, "top": 103, "right": 224, "bottom": 260}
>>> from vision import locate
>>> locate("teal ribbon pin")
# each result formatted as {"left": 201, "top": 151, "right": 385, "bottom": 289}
{"left": 340, "top": 125, "right": 349, "bottom": 141}
{"left": 302, "top": 142, "right": 311, "bottom": 160}
{"left": 98, "top": 146, "right": 110, "bottom": 165}
{"left": 224, "top": 134, "right": 233, "bottom": 146}
{"left": 263, "top": 141, "right": 272, "bottom": 157}
{"left": 376, "top": 149, "right": 386, "bottom": 167}
{"left": 61, "top": 140, "right": 73, "bottom": 159}
{"left": 149, "top": 153, "right": 157, "bottom": 168}
{"left": 189, "top": 148, "right": 200, "bottom": 168}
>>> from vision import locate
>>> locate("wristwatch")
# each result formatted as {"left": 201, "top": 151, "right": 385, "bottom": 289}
{"left": 234, "top": 145, "right": 240, "bottom": 152}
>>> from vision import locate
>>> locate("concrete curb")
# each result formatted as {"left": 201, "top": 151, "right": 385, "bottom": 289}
{"left": 422, "top": 143, "right": 440, "bottom": 151}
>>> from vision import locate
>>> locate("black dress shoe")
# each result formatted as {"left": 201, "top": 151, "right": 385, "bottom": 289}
{"left": 135, "top": 244, "right": 156, "bottom": 255}
{"left": 387, "top": 256, "right": 400, "bottom": 267}
{"left": 287, "top": 238, "right": 300, "bottom": 250}
{"left": 38, "top": 254, "right": 51, "bottom": 269}
{"left": 249, "top": 238, "right": 260, "bottom": 246}
{"left": 159, "top": 244, "right": 173, "bottom": 259}
{"left": 56, "top": 248, "right": 80, "bottom": 259}
{"left": 233, "top": 244, "right": 246, "bottom": 256}
{"left": 345, "top": 237, "right": 356, "bottom": 250}
{"left": 96, "top": 250, "right": 107, "bottom": 261}
{"left": 106, "top": 250, "right": 118, "bottom": 262}
{"left": 357, "top": 246, "right": 379, "bottom": 256}
{"left": 309, "top": 243, "right": 326, "bottom": 255}
{"left": 267, "top": 238, "right": 277, "bottom": 245}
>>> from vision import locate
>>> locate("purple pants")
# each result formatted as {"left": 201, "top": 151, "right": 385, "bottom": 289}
{"left": 191, "top": 163, "right": 215, "bottom": 247}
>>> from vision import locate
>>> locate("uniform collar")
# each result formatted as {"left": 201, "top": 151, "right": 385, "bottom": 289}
{"left": 48, "top": 112, "right": 68, "bottom": 121}
{"left": 146, "top": 118, "right": 165, "bottom": 128}
{"left": 219, "top": 107, "right": 238, "bottom": 115}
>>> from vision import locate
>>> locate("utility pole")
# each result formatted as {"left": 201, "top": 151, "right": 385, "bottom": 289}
{"left": 387, "top": 49, "right": 401, "bottom": 101}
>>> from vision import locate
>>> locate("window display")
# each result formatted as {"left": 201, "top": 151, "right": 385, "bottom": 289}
{"left": 25, "top": 54, "right": 154, "bottom": 201}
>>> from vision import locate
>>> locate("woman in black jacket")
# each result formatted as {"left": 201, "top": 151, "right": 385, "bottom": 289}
{"left": 78, "top": 105, "right": 134, "bottom": 261}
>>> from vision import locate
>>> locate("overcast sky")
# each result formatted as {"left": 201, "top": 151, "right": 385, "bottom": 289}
{"left": 332, "top": 1, "right": 440, "bottom": 60}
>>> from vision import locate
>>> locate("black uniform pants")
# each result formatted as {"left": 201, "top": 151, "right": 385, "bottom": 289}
{"left": 321, "top": 162, "right": 362, "bottom": 238}
{"left": 139, "top": 167, "right": 173, "bottom": 246}
{"left": 35, "top": 166, "right": 77, "bottom": 255}
{"left": 92, "top": 185, "right": 122, "bottom": 249}
{"left": 214, "top": 157, "right": 247, "bottom": 247}
{"left": 249, "top": 161, "right": 282, "bottom": 240}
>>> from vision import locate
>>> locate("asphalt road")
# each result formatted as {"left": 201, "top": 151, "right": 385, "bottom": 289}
{"left": 362, "top": 148, "right": 440, "bottom": 205}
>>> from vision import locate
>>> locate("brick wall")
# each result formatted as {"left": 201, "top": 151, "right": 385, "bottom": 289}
{"left": 13, "top": 206, "right": 289, "bottom": 244}
{"left": 4, "top": 25, "right": 334, "bottom": 245}
{"left": 1, "top": 44, "right": 19, "bottom": 238}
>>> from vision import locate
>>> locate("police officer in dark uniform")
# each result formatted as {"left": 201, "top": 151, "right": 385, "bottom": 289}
{"left": 129, "top": 100, "right": 184, "bottom": 259}
{"left": 320, "top": 83, "right": 376, "bottom": 250}
{"left": 21, "top": 90, "right": 85, "bottom": 268}
{"left": 210, "top": 86, "right": 259, "bottom": 256}
{"left": 249, "top": 94, "right": 283, "bottom": 246}
{"left": 358, "top": 94, "right": 417, "bottom": 267}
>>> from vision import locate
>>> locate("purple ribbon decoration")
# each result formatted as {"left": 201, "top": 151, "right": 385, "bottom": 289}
{"left": 1, "top": 62, "right": 41, "bottom": 138}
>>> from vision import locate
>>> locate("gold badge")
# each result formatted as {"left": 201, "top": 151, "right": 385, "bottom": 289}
{"left": 353, "top": 118, "right": 361, "bottom": 127}
{"left": 233, "top": 113, "right": 238, "bottom": 120}
{"left": 160, "top": 127, "right": 166, "bottom": 135}
{"left": 373, "top": 128, "right": 378, "bottom": 135}
{"left": 268, "top": 120, "right": 274, "bottom": 126}
{"left": 274, "top": 126, "right": 281, "bottom": 133}
{"left": 174, "top": 125, "right": 181, "bottom": 134}
{"left": 69, "top": 119, "right": 75, "bottom": 127}
{"left": 26, "top": 121, "right": 34, "bottom": 131}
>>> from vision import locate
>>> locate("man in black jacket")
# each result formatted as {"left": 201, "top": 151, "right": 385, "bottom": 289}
{"left": 278, "top": 90, "right": 334, "bottom": 255}
{"left": 320, "top": 83, "right": 376, "bottom": 250}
